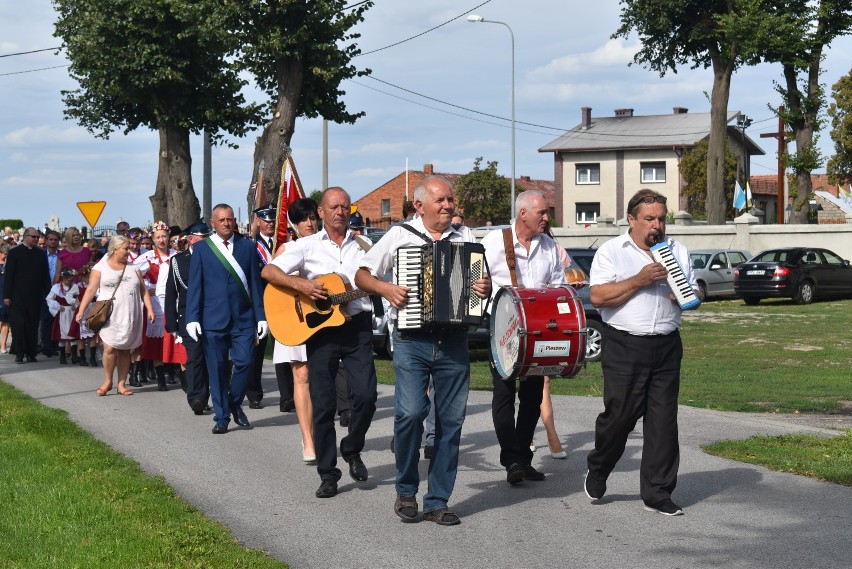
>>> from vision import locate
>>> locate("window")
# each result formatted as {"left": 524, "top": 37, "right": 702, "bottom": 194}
{"left": 381, "top": 199, "right": 391, "bottom": 217}
{"left": 729, "top": 252, "right": 748, "bottom": 266}
{"left": 575, "top": 203, "right": 600, "bottom": 224}
{"left": 641, "top": 162, "right": 666, "bottom": 183}
{"left": 576, "top": 164, "right": 600, "bottom": 185}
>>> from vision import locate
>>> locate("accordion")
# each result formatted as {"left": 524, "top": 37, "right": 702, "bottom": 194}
{"left": 394, "top": 241, "right": 486, "bottom": 329}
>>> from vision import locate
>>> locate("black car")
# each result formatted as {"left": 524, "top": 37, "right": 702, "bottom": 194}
{"left": 733, "top": 247, "right": 852, "bottom": 305}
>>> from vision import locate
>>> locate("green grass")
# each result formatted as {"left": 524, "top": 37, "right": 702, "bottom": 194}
{"left": 704, "top": 430, "right": 852, "bottom": 486}
{"left": 377, "top": 297, "right": 852, "bottom": 414}
{"left": 0, "top": 382, "right": 288, "bottom": 569}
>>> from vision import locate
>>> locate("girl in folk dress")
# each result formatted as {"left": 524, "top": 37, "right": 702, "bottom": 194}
{"left": 77, "top": 263, "right": 101, "bottom": 367}
{"left": 46, "top": 268, "right": 81, "bottom": 365}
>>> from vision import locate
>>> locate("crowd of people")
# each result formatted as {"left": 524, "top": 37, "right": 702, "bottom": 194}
{"left": 2, "top": 183, "right": 700, "bottom": 524}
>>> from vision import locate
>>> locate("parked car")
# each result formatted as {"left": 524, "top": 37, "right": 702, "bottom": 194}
{"left": 362, "top": 227, "right": 387, "bottom": 242}
{"left": 689, "top": 249, "right": 752, "bottom": 299}
{"left": 372, "top": 247, "right": 603, "bottom": 363}
{"left": 733, "top": 247, "right": 852, "bottom": 305}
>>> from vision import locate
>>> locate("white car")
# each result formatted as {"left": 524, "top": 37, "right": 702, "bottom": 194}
{"left": 690, "top": 248, "right": 752, "bottom": 298}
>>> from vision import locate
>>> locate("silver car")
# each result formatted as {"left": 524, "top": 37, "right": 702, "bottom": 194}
{"left": 689, "top": 248, "right": 752, "bottom": 298}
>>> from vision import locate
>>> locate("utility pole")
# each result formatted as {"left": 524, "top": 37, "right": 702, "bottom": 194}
{"left": 760, "top": 106, "right": 786, "bottom": 224}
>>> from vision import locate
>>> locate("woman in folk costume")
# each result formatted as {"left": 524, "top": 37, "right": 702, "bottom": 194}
{"left": 134, "top": 221, "right": 176, "bottom": 391}
{"left": 46, "top": 268, "right": 82, "bottom": 365}
{"left": 77, "top": 261, "right": 101, "bottom": 367}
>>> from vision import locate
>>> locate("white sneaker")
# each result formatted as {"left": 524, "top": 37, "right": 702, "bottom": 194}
{"left": 551, "top": 450, "right": 567, "bottom": 459}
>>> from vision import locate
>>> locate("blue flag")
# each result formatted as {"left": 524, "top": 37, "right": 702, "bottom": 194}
{"left": 733, "top": 181, "right": 746, "bottom": 211}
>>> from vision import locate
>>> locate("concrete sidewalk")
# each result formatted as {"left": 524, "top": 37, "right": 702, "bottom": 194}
{"left": 2, "top": 354, "right": 849, "bottom": 569}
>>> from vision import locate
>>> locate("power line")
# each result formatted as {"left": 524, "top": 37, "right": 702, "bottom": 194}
{"left": 0, "top": 64, "right": 68, "bottom": 77}
{"left": 0, "top": 46, "right": 61, "bottom": 58}
{"left": 358, "top": 0, "right": 493, "bottom": 57}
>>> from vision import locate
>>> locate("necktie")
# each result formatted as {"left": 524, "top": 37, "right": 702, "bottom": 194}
{"left": 223, "top": 239, "right": 229, "bottom": 249}
{"left": 268, "top": 238, "right": 273, "bottom": 250}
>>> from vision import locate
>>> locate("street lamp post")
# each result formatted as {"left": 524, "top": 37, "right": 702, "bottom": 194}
{"left": 468, "top": 14, "right": 516, "bottom": 220}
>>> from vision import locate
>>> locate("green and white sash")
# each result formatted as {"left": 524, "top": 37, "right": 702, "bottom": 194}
{"left": 207, "top": 238, "right": 251, "bottom": 305}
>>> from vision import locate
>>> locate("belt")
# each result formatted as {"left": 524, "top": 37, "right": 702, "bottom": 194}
{"left": 603, "top": 322, "right": 679, "bottom": 338}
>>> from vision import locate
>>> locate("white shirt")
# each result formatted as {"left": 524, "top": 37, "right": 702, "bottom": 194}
{"left": 589, "top": 232, "right": 696, "bottom": 335}
{"left": 359, "top": 217, "right": 474, "bottom": 320}
{"left": 481, "top": 225, "right": 566, "bottom": 306}
{"left": 272, "top": 227, "right": 372, "bottom": 315}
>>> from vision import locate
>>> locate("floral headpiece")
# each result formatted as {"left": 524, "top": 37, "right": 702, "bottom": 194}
{"left": 60, "top": 268, "right": 77, "bottom": 278}
{"left": 152, "top": 221, "right": 170, "bottom": 233}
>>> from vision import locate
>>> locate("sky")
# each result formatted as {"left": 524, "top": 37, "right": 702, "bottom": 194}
{"left": 2, "top": 0, "right": 851, "bottom": 231}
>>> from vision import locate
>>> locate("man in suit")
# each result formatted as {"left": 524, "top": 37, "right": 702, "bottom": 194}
{"left": 186, "top": 204, "right": 269, "bottom": 434}
{"left": 3, "top": 227, "right": 51, "bottom": 363}
{"left": 245, "top": 204, "right": 277, "bottom": 410}
{"left": 164, "top": 222, "right": 212, "bottom": 415}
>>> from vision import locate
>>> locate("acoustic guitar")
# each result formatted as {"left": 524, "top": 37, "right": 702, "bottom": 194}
{"left": 264, "top": 273, "right": 369, "bottom": 346}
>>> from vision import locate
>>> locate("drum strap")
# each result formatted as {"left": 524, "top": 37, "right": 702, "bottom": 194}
{"left": 502, "top": 228, "right": 518, "bottom": 287}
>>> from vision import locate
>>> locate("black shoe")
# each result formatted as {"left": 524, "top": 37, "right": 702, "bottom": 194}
{"left": 339, "top": 409, "right": 351, "bottom": 428}
{"left": 315, "top": 479, "right": 338, "bottom": 498}
{"left": 211, "top": 421, "right": 228, "bottom": 434}
{"left": 78, "top": 348, "right": 89, "bottom": 366}
{"left": 89, "top": 350, "right": 98, "bottom": 367}
{"left": 424, "top": 445, "right": 435, "bottom": 461}
{"left": 345, "top": 454, "right": 368, "bottom": 482}
{"left": 59, "top": 352, "right": 68, "bottom": 365}
{"left": 248, "top": 400, "right": 264, "bottom": 410}
{"left": 644, "top": 498, "right": 684, "bottom": 516}
{"left": 232, "top": 408, "right": 252, "bottom": 429}
{"left": 506, "top": 463, "right": 524, "bottom": 485}
{"left": 584, "top": 470, "right": 607, "bottom": 501}
{"left": 279, "top": 399, "right": 295, "bottom": 412}
{"left": 15, "top": 356, "right": 24, "bottom": 364}
{"left": 523, "top": 465, "right": 546, "bottom": 481}
{"left": 190, "top": 400, "right": 206, "bottom": 416}
{"left": 26, "top": 355, "right": 37, "bottom": 363}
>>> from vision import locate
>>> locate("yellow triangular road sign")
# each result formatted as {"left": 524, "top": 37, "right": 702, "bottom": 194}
{"left": 77, "top": 201, "right": 107, "bottom": 228}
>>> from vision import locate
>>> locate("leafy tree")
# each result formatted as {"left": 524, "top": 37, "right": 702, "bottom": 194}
{"left": 756, "top": 0, "right": 852, "bottom": 223}
{"left": 827, "top": 69, "right": 852, "bottom": 186}
{"left": 53, "top": 0, "right": 260, "bottom": 228}
{"left": 455, "top": 158, "right": 512, "bottom": 226}
{"left": 613, "top": 0, "right": 764, "bottom": 225}
{"left": 679, "top": 139, "right": 739, "bottom": 218}
{"left": 238, "top": 1, "right": 373, "bottom": 211}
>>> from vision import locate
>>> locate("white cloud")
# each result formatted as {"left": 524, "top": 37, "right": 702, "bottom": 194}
{"left": 360, "top": 141, "right": 415, "bottom": 154}
{"left": 528, "top": 39, "right": 640, "bottom": 81}
{"left": 2, "top": 125, "right": 96, "bottom": 147}
{"left": 351, "top": 167, "right": 394, "bottom": 177}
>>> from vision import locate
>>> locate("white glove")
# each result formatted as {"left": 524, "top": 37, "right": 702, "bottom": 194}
{"left": 186, "top": 322, "right": 202, "bottom": 342}
{"left": 257, "top": 320, "right": 269, "bottom": 340}
{"left": 174, "top": 334, "right": 183, "bottom": 344}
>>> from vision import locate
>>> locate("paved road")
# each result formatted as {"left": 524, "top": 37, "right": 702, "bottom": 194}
{"left": 3, "top": 354, "right": 849, "bottom": 569}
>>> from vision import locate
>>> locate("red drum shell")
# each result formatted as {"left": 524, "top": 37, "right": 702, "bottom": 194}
{"left": 489, "top": 285, "right": 587, "bottom": 380}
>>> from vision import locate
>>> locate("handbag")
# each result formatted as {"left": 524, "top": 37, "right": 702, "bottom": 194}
{"left": 86, "top": 262, "right": 127, "bottom": 333}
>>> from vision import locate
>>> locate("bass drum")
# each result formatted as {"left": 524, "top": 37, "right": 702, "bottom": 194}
{"left": 489, "top": 285, "right": 587, "bottom": 380}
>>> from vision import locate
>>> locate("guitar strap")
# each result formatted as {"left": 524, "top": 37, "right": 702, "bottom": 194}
{"left": 502, "top": 228, "right": 519, "bottom": 288}
{"left": 206, "top": 239, "right": 251, "bottom": 305}
{"left": 354, "top": 235, "right": 373, "bottom": 252}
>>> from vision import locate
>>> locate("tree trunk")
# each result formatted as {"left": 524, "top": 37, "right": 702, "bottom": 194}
{"left": 783, "top": 60, "right": 820, "bottom": 225}
{"left": 247, "top": 57, "right": 305, "bottom": 215}
{"left": 705, "top": 56, "right": 735, "bottom": 225}
{"left": 151, "top": 124, "right": 200, "bottom": 228}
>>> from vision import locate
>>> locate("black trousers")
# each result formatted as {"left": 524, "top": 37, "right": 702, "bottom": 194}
{"left": 275, "top": 362, "right": 294, "bottom": 403}
{"left": 587, "top": 325, "right": 682, "bottom": 506}
{"left": 10, "top": 300, "right": 41, "bottom": 359}
{"left": 245, "top": 334, "right": 268, "bottom": 403}
{"left": 491, "top": 367, "right": 544, "bottom": 468}
{"left": 181, "top": 326, "right": 209, "bottom": 410}
{"left": 39, "top": 300, "right": 57, "bottom": 355}
{"left": 306, "top": 312, "right": 377, "bottom": 482}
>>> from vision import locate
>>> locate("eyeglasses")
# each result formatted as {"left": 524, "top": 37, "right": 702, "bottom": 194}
{"left": 24, "top": 233, "right": 38, "bottom": 238}
{"left": 637, "top": 196, "right": 667, "bottom": 205}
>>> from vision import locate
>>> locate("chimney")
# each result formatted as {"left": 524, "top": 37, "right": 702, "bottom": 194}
{"left": 423, "top": 164, "right": 433, "bottom": 175}
{"left": 673, "top": 107, "right": 688, "bottom": 114}
{"left": 520, "top": 176, "right": 531, "bottom": 181}
{"left": 614, "top": 108, "right": 634, "bottom": 118}
{"left": 581, "top": 107, "right": 592, "bottom": 129}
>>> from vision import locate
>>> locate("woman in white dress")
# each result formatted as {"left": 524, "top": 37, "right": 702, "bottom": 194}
{"left": 76, "top": 235, "right": 154, "bottom": 396}
{"left": 271, "top": 198, "right": 319, "bottom": 463}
